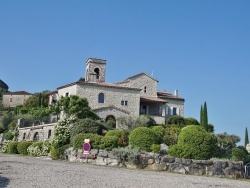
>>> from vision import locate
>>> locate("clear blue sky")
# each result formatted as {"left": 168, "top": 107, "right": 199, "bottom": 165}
{"left": 1, "top": 1, "right": 250, "bottom": 145}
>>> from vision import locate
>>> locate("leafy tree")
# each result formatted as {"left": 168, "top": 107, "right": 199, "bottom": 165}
{"left": 216, "top": 132, "right": 240, "bottom": 149}
{"left": 23, "top": 91, "right": 49, "bottom": 108}
{"left": 232, "top": 146, "right": 250, "bottom": 164}
{"left": 245, "top": 127, "right": 249, "bottom": 148}
{"left": 134, "top": 115, "right": 156, "bottom": 128}
{"left": 163, "top": 125, "right": 181, "bottom": 146}
{"left": 116, "top": 116, "right": 136, "bottom": 130}
{"left": 168, "top": 125, "right": 217, "bottom": 160}
{"left": 207, "top": 123, "right": 214, "bottom": 133}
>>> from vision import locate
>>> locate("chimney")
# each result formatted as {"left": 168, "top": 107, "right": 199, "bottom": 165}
{"left": 174, "top": 90, "right": 178, "bottom": 97}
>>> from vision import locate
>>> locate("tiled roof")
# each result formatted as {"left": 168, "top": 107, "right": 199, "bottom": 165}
{"left": 57, "top": 81, "right": 141, "bottom": 91}
{"left": 93, "top": 105, "right": 130, "bottom": 114}
{"left": 3, "top": 91, "right": 33, "bottom": 95}
{"left": 124, "top": 72, "right": 158, "bottom": 82}
{"left": 140, "top": 97, "right": 167, "bottom": 103}
{"left": 157, "top": 91, "right": 185, "bottom": 101}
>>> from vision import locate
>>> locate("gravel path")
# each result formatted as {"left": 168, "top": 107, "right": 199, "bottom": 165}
{"left": 0, "top": 152, "right": 250, "bottom": 188}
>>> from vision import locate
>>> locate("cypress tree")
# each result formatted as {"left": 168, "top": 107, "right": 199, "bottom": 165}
{"left": 245, "top": 127, "right": 249, "bottom": 148}
{"left": 202, "top": 102, "right": 208, "bottom": 131}
{"left": 200, "top": 105, "right": 203, "bottom": 126}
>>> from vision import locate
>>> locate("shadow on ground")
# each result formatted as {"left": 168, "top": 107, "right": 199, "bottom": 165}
{"left": 0, "top": 175, "right": 10, "bottom": 188}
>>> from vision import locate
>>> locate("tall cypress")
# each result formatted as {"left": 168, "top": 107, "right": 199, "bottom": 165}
{"left": 203, "top": 102, "right": 208, "bottom": 131}
{"left": 200, "top": 105, "right": 203, "bottom": 126}
{"left": 245, "top": 127, "right": 249, "bottom": 148}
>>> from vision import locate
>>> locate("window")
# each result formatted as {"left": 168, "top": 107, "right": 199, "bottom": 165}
{"left": 121, "top": 100, "right": 128, "bottom": 106}
{"left": 94, "top": 68, "right": 100, "bottom": 79}
{"left": 98, "top": 93, "right": 104, "bottom": 103}
{"left": 9, "top": 98, "right": 13, "bottom": 102}
{"left": 48, "top": 130, "right": 52, "bottom": 139}
{"left": 144, "top": 86, "right": 147, "bottom": 93}
{"left": 65, "top": 92, "right": 69, "bottom": 97}
{"left": 173, "top": 107, "right": 177, "bottom": 115}
{"left": 23, "top": 133, "right": 26, "bottom": 140}
{"left": 166, "top": 107, "right": 169, "bottom": 115}
{"left": 159, "top": 105, "right": 162, "bottom": 115}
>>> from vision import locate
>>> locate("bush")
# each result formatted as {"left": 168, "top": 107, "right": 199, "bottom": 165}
{"left": 105, "top": 129, "right": 129, "bottom": 147}
{"left": 129, "top": 127, "right": 159, "bottom": 152}
{"left": 50, "top": 144, "right": 70, "bottom": 160}
{"left": 72, "top": 133, "right": 103, "bottom": 149}
{"left": 1, "top": 140, "right": 11, "bottom": 153}
{"left": 7, "top": 141, "right": 18, "bottom": 154}
{"left": 134, "top": 115, "right": 156, "bottom": 128}
{"left": 100, "top": 136, "right": 119, "bottom": 151}
{"left": 27, "top": 141, "right": 50, "bottom": 156}
{"left": 168, "top": 125, "right": 217, "bottom": 160}
{"left": 4, "top": 131, "right": 14, "bottom": 140}
{"left": 151, "top": 144, "right": 161, "bottom": 153}
{"left": 112, "top": 146, "right": 140, "bottom": 165}
{"left": 70, "top": 118, "right": 107, "bottom": 140}
{"left": 163, "top": 126, "right": 181, "bottom": 146}
{"left": 185, "top": 117, "right": 199, "bottom": 125}
{"left": 105, "top": 120, "right": 116, "bottom": 129}
{"left": 151, "top": 126, "right": 165, "bottom": 143}
{"left": 166, "top": 116, "right": 186, "bottom": 126}
{"left": 17, "top": 141, "right": 34, "bottom": 155}
{"left": 232, "top": 146, "right": 250, "bottom": 164}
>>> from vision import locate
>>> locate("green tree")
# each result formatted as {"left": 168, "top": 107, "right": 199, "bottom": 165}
{"left": 185, "top": 117, "right": 200, "bottom": 125}
{"left": 232, "top": 146, "right": 250, "bottom": 164}
{"left": 245, "top": 127, "right": 249, "bottom": 148}
{"left": 168, "top": 125, "right": 217, "bottom": 160}
{"left": 202, "top": 102, "right": 208, "bottom": 131}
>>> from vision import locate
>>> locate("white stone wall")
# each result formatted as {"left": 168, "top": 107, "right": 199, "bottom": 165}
{"left": 57, "top": 85, "right": 77, "bottom": 98}
{"left": 164, "top": 99, "right": 184, "bottom": 118}
{"left": 76, "top": 84, "right": 141, "bottom": 117}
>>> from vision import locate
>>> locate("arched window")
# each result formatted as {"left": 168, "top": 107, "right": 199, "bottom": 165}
{"left": 98, "top": 93, "right": 104, "bottom": 103}
{"left": 94, "top": 68, "right": 100, "bottom": 79}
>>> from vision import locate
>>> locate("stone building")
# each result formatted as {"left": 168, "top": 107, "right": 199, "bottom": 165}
{"left": 49, "top": 58, "right": 185, "bottom": 125}
{"left": 2, "top": 91, "right": 33, "bottom": 108}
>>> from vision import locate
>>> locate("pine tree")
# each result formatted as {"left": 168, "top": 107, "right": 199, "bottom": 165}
{"left": 202, "top": 102, "right": 208, "bottom": 131}
{"left": 245, "top": 127, "right": 249, "bottom": 148}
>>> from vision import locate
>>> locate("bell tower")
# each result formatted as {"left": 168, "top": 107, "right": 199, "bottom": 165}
{"left": 85, "top": 58, "right": 106, "bottom": 82}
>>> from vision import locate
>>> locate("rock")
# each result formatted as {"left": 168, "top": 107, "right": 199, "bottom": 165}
{"left": 160, "top": 144, "right": 168, "bottom": 155}
{"left": 161, "top": 156, "right": 175, "bottom": 163}
{"left": 98, "top": 150, "right": 108, "bottom": 157}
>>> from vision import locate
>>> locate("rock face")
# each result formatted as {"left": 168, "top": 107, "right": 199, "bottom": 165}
{"left": 66, "top": 149, "right": 245, "bottom": 179}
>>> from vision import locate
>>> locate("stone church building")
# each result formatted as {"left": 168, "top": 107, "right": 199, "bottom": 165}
{"left": 50, "top": 58, "right": 185, "bottom": 125}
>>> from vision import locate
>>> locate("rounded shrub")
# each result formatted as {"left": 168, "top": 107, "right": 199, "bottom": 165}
{"left": 27, "top": 141, "right": 50, "bottom": 157}
{"left": 134, "top": 115, "right": 156, "bottom": 128}
{"left": 151, "top": 144, "right": 161, "bottom": 153}
{"left": 100, "top": 136, "right": 119, "bottom": 151}
{"left": 50, "top": 144, "right": 70, "bottom": 160}
{"left": 168, "top": 125, "right": 217, "bottom": 160}
{"left": 151, "top": 126, "right": 165, "bottom": 143}
{"left": 72, "top": 133, "right": 103, "bottom": 149}
{"left": 105, "top": 129, "right": 129, "bottom": 147}
{"left": 17, "top": 141, "right": 34, "bottom": 155}
{"left": 4, "top": 131, "right": 14, "bottom": 141}
{"left": 7, "top": 141, "right": 18, "bottom": 154}
{"left": 163, "top": 126, "right": 181, "bottom": 146}
{"left": 185, "top": 117, "right": 200, "bottom": 125}
{"left": 129, "top": 127, "right": 159, "bottom": 152}
{"left": 166, "top": 116, "right": 186, "bottom": 126}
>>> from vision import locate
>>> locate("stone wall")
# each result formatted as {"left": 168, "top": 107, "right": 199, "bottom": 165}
{"left": 66, "top": 148, "right": 245, "bottom": 179}
{"left": 165, "top": 98, "right": 185, "bottom": 118}
{"left": 2, "top": 94, "right": 32, "bottom": 107}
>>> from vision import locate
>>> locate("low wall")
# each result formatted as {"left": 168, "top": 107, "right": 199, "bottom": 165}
{"left": 66, "top": 148, "right": 244, "bottom": 179}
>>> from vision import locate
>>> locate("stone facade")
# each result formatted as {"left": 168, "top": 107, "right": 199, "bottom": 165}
{"left": 2, "top": 91, "right": 33, "bottom": 108}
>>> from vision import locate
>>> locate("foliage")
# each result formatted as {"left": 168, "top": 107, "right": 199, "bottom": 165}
{"left": 245, "top": 127, "right": 249, "bottom": 148}
{"left": 50, "top": 144, "right": 70, "bottom": 160}
{"left": 1, "top": 140, "right": 11, "bottom": 153}
{"left": 185, "top": 117, "right": 199, "bottom": 125}
{"left": 129, "top": 127, "right": 159, "bottom": 152}
{"left": 27, "top": 141, "right": 50, "bottom": 156}
{"left": 100, "top": 136, "right": 119, "bottom": 151}
{"left": 116, "top": 116, "right": 136, "bottom": 131}
{"left": 7, "top": 119, "right": 18, "bottom": 130}
{"left": 0, "top": 114, "right": 13, "bottom": 131}
{"left": 70, "top": 118, "right": 107, "bottom": 140}
{"left": 216, "top": 132, "right": 241, "bottom": 149}
{"left": 58, "top": 95, "right": 99, "bottom": 119}
{"left": 134, "top": 115, "right": 156, "bottom": 128}
{"left": 163, "top": 125, "right": 181, "bottom": 146}
{"left": 207, "top": 124, "right": 214, "bottom": 133}
{"left": 17, "top": 141, "right": 34, "bottom": 155}
{"left": 52, "top": 115, "right": 77, "bottom": 148}
{"left": 105, "top": 129, "right": 129, "bottom": 147}
{"left": 105, "top": 119, "right": 116, "bottom": 129}
{"left": 23, "top": 91, "right": 49, "bottom": 108}
{"left": 151, "top": 144, "right": 161, "bottom": 153}
{"left": 4, "top": 130, "right": 14, "bottom": 140}
{"left": 150, "top": 126, "right": 165, "bottom": 143}
{"left": 112, "top": 146, "right": 140, "bottom": 165}
{"left": 7, "top": 141, "right": 19, "bottom": 154}
{"left": 200, "top": 102, "right": 208, "bottom": 131}
{"left": 168, "top": 125, "right": 217, "bottom": 160}
{"left": 232, "top": 146, "right": 250, "bottom": 164}
{"left": 71, "top": 133, "right": 103, "bottom": 149}
{"left": 166, "top": 116, "right": 186, "bottom": 127}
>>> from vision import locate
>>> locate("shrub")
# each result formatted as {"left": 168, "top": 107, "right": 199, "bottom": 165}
{"left": 105, "top": 129, "right": 129, "bottom": 147}
{"left": 151, "top": 126, "right": 165, "bottom": 143}
{"left": 7, "top": 141, "right": 18, "bottom": 154}
{"left": 1, "top": 140, "right": 11, "bottom": 153}
{"left": 105, "top": 120, "right": 116, "bottom": 129}
{"left": 17, "top": 141, "right": 34, "bottom": 155}
{"left": 112, "top": 146, "right": 140, "bottom": 165}
{"left": 166, "top": 116, "right": 186, "bottom": 126}
{"left": 50, "top": 144, "right": 70, "bottom": 160}
{"left": 70, "top": 118, "right": 107, "bottom": 140}
{"left": 163, "top": 126, "right": 181, "bottom": 146}
{"left": 129, "top": 127, "right": 159, "bottom": 152}
{"left": 232, "top": 146, "right": 250, "bottom": 164}
{"left": 4, "top": 131, "right": 14, "bottom": 141}
{"left": 185, "top": 117, "right": 199, "bottom": 125}
{"left": 151, "top": 144, "right": 161, "bottom": 153}
{"left": 134, "top": 115, "right": 156, "bottom": 128}
{"left": 106, "top": 130, "right": 123, "bottom": 137}
{"left": 100, "top": 136, "right": 118, "bottom": 151}
{"left": 27, "top": 141, "right": 50, "bottom": 156}
{"left": 168, "top": 125, "right": 217, "bottom": 160}
{"left": 72, "top": 133, "right": 103, "bottom": 149}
